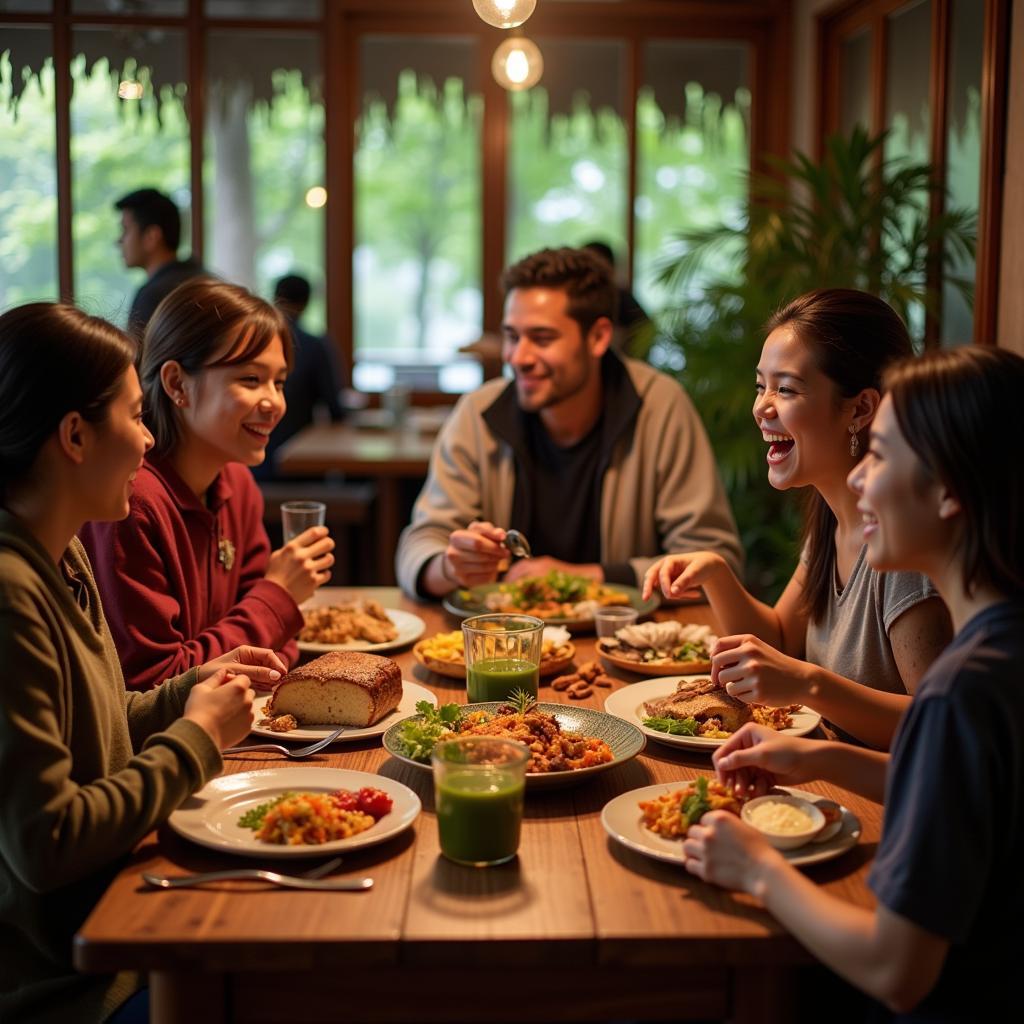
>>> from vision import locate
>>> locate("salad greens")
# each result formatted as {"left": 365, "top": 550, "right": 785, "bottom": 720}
{"left": 395, "top": 700, "right": 463, "bottom": 762}
{"left": 238, "top": 792, "right": 294, "bottom": 830}
{"left": 642, "top": 715, "right": 700, "bottom": 736}
{"left": 504, "top": 569, "right": 590, "bottom": 605}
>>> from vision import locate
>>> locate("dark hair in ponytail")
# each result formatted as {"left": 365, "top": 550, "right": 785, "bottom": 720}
{"left": 0, "top": 303, "right": 135, "bottom": 504}
{"left": 763, "top": 289, "right": 914, "bottom": 623}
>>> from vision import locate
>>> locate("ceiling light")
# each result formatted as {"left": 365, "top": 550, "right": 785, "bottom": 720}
{"left": 472, "top": 0, "right": 537, "bottom": 30}
{"left": 491, "top": 36, "right": 543, "bottom": 92}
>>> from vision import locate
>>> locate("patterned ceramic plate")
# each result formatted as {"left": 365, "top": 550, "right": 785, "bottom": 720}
{"left": 382, "top": 701, "right": 646, "bottom": 790}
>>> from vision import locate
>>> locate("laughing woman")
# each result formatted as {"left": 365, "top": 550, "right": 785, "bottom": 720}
{"left": 0, "top": 304, "right": 282, "bottom": 1022}
{"left": 643, "top": 290, "right": 951, "bottom": 748}
{"left": 82, "top": 278, "right": 335, "bottom": 691}
{"left": 684, "top": 346, "right": 1024, "bottom": 1020}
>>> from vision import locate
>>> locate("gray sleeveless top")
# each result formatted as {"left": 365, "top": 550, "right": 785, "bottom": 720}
{"left": 804, "top": 545, "right": 937, "bottom": 696}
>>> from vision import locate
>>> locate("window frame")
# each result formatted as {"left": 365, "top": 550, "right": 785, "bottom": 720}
{"left": 815, "top": 0, "right": 1011, "bottom": 347}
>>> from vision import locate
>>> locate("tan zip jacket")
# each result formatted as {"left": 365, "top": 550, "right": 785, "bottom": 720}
{"left": 396, "top": 355, "right": 742, "bottom": 596}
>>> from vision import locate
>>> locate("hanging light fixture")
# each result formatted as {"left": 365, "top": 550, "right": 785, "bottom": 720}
{"left": 472, "top": 0, "right": 537, "bottom": 30}
{"left": 491, "top": 35, "right": 544, "bottom": 92}
{"left": 117, "top": 79, "right": 144, "bottom": 100}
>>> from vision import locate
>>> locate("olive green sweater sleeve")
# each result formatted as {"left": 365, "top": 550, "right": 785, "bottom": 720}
{"left": 0, "top": 608, "right": 221, "bottom": 894}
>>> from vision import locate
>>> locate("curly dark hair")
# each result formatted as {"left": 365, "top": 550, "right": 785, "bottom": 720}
{"left": 501, "top": 247, "right": 617, "bottom": 336}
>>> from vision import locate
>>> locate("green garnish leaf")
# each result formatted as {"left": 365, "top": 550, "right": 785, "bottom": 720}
{"left": 642, "top": 715, "right": 700, "bottom": 736}
{"left": 238, "top": 792, "right": 294, "bottom": 830}
{"left": 508, "top": 688, "right": 536, "bottom": 716}
{"left": 680, "top": 776, "right": 712, "bottom": 828}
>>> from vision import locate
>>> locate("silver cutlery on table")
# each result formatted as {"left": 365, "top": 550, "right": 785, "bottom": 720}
{"left": 222, "top": 725, "right": 347, "bottom": 758}
{"left": 142, "top": 861, "right": 372, "bottom": 892}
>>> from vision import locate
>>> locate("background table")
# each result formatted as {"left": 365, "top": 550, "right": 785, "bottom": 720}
{"left": 75, "top": 590, "right": 883, "bottom": 1024}
{"left": 275, "top": 424, "right": 437, "bottom": 584}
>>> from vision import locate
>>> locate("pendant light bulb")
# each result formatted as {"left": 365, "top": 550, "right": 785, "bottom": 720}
{"left": 491, "top": 36, "right": 544, "bottom": 92}
{"left": 472, "top": 0, "right": 537, "bottom": 30}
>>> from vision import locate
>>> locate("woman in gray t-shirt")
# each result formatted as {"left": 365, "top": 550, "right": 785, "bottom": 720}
{"left": 643, "top": 289, "right": 951, "bottom": 749}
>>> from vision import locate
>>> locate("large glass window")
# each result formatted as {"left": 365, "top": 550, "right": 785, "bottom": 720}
{"left": 839, "top": 28, "right": 871, "bottom": 135}
{"left": 884, "top": 0, "right": 932, "bottom": 165}
{"left": 204, "top": 30, "right": 325, "bottom": 329}
{"left": 506, "top": 39, "right": 628, "bottom": 263}
{"left": 70, "top": 27, "right": 190, "bottom": 326}
{"left": 354, "top": 36, "right": 482, "bottom": 364}
{"left": 634, "top": 41, "right": 750, "bottom": 315}
{"left": 0, "top": 29, "right": 58, "bottom": 306}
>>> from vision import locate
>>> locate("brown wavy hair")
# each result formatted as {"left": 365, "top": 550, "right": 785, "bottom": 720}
{"left": 885, "top": 346, "right": 1024, "bottom": 598}
{"left": 139, "top": 278, "right": 292, "bottom": 460}
{"left": 0, "top": 303, "right": 135, "bottom": 504}
{"left": 501, "top": 247, "right": 617, "bottom": 337}
{"left": 763, "top": 289, "right": 914, "bottom": 623}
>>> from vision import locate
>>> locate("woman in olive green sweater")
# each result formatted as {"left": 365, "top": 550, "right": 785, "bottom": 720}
{"left": 0, "top": 304, "right": 287, "bottom": 1023}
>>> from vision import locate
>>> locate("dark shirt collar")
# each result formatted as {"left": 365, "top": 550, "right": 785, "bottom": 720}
{"left": 148, "top": 257, "right": 199, "bottom": 283}
{"left": 481, "top": 350, "right": 641, "bottom": 458}
{"left": 145, "top": 454, "right": 234, "bottom": 515}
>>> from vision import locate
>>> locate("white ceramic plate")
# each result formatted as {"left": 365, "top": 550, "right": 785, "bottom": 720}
{"left": 601, "top": 782, "right": 861, "bottom": 868}
{"left": 251, "top": 681, "right": 437, "bottom": 742}
{"left": 168, "top": 767, "right": 421, "bottom": 859}
{"left": 603, "top": 676, "right": 822, "bottom": 752}
{"left": 297, "top": 606, "right": 426, "bottom": 654}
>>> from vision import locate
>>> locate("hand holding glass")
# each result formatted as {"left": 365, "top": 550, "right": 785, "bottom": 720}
{"left": 281, "top": 501, "right": 326, "bottom": 543}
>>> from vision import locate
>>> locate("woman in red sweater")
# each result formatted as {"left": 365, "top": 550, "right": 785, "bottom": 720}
{"left": 82, "top": 278, "right": 335, "bottom": 690}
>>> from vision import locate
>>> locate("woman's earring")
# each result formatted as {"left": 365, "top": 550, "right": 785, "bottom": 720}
{"left": 175, "top": 397, "right": 185, "bottom": 407}
{"left": 849, "top": 425, "right": 859, "bottom": 458}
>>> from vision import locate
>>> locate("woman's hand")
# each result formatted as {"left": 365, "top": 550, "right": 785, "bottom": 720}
{"left": 682, "top": 811, "right": 784, "bottom": 895}
{"left": 711, "top": 634, "right": 811, "bottom": 706}
{"left": 712, "top": 722, "right": 821, "bottom": 797}
{"left": 184, "top": 668, "right": 255, "bottom": 750}
{"left": 265, "top": 526, "right": 335, "bottom": 605}
{"left": 641, "top": 551, "right": 726, "bottom": 602}
{"left": 197, "top": 646, "right": 287, "bottom": 692}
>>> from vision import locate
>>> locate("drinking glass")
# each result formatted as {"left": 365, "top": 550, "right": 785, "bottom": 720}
{"left": 594, "top": 606, "right": 638, "bottom": 639}
{"left": 280, "top": 501, "right": 326, "bottom": 543}
{"left": 432, "top": 736, "right": 529, "bottom": 866}
{"left": 462, "top": 613, "right": 544, "bottom": 703}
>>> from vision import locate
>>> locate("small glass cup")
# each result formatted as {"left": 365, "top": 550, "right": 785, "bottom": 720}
{"left": 432, "top": 736, "right": 530, "bottom": 867}
{"left": 280, "top": 500, "right": 326, "bottom": 543}
{"left": 462, "top": 613, "right": 544, "bottom": 703}
{"left": 594, "top": 605, "right": 639, "bottom": 639}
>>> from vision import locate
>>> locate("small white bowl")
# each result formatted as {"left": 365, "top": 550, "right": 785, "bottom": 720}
{"left": 741, "top": 794, "right": 826, "bottom": 850}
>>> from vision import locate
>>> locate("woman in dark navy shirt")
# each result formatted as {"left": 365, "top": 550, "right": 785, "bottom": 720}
{"left": 680, "top": 346, "right": 1024, "bottom": 1020}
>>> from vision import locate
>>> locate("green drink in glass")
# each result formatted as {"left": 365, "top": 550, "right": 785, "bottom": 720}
{"left": 432, "top": 737, "right": 529, "bottom": 866}
{"left": 462, "top": 614, "right": 544, "bottom": 704}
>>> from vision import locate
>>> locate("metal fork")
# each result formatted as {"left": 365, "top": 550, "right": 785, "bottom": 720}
{"left": 142, "top": 859, "right": 372, "bottom": 892}
{"left": 222, "top": 725, "right": 347, "bottom": 758}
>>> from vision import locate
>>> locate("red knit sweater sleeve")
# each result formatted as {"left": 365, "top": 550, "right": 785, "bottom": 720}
{"left": 81, "top": 474, "right": 302, "bottom": 690}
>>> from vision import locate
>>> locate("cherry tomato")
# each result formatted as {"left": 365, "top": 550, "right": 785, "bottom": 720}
{"left": 356, "top": 787, "right": 392, "bottom": 819}
{"left": 330, "top": 789, "right": 359, "bottom": 812}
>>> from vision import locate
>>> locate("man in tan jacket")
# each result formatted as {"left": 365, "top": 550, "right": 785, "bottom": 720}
{"left": 396, "top": 247, "right": 741, "bottom": 599}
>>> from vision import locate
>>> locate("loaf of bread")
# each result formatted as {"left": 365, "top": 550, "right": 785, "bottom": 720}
{"left": 266, "top": 651, "right": 403, "bottom": 727}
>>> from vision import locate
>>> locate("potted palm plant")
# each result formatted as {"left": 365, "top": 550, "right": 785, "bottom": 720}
{"left": 643, "top": 126, "right": 977, "bottom": 598}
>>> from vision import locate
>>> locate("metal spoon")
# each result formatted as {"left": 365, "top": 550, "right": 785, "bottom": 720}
{"left": 504, "top": 528, "right": 532, "bottom": 559}
{"left": 221, "top": 725, "right": 348, "bottom": 759}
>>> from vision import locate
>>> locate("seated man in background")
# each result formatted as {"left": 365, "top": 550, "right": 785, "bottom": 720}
{"left": 396, "top": 246, "right": 742, "bottom": 598}
{"left": 254, "top": 273, "right": 345, "bottom": 480}
{"left": 114, "top": 187, "right": 207, "bottom": 338}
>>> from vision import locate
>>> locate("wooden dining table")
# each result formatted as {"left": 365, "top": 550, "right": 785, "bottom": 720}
{"left": 275, "top": 421, "right": 441, "bottom": 584}
{"left": 74, "top": 589, "right": 883, "bottom": 1024}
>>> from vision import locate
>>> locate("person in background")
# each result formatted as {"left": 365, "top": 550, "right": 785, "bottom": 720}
{"left": 114, "top": 188, "right": 207, "bottom": 339}
{"left": 396, "top": 246, "right": 742, "bottom": 599}
{"left": 253, "top": 273, "right": 345, "bottom": 481}
{"left": 643, "top": 290, "right": 952, "bottom": 750}
{"left": 582, "top": 240, "right": 651, "bottom": 349}
{"left": 81, "top": 278, "right": 335, "bottom": 691}
{"left": 683, "top": 346, "right": 1024, "bottom": 1021}
{"left": 0, "top": 302, "right": 283, "bottom": 1023}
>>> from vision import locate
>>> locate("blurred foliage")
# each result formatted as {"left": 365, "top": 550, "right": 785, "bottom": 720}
{"left": 641, "top": 126, "right": 977, "bottom": 600}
